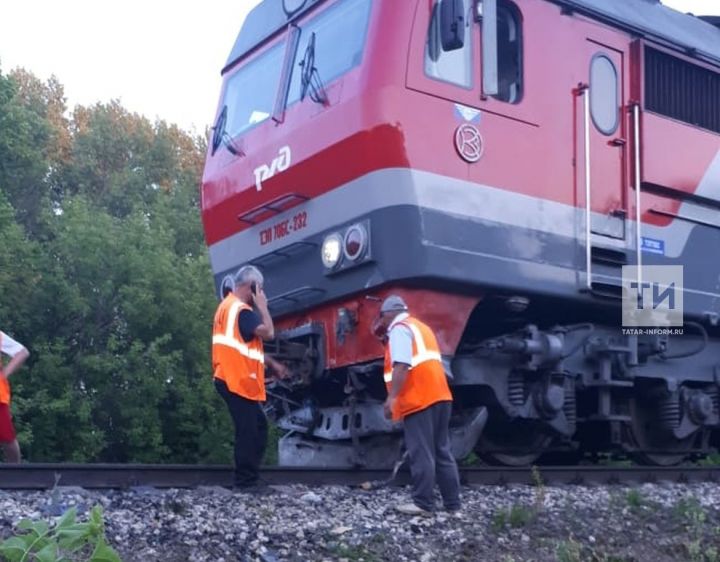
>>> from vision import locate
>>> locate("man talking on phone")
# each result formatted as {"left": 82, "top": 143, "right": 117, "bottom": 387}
{"left": 212, "top": 265, "right": 289, "bottom": 492}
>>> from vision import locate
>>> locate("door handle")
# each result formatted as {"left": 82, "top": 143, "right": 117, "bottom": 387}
{"left": 609, "top": 138, "right": 626, "bottom": 147}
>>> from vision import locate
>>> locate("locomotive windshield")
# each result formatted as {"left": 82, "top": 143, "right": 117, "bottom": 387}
{"left": 286, "top": 0, "right": 371, "bottom": 105}
{"left": 220, "top": 0, "right": 372, "bottom": 140}
{"left": 223, "top": 42, "right": 285, "bottom": 138}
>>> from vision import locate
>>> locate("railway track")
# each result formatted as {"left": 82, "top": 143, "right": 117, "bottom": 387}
{"left": 1, "top": 464, "right": 720, "bottom": 489}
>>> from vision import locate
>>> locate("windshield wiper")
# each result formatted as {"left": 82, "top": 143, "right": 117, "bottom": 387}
{"left": 299, "top": 32, "right": 328, "bottom": 106}
{"left": 211, "top": 105, "right": 244, "bottom": 157}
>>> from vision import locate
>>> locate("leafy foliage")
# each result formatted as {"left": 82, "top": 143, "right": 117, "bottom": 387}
{"left": 674, "top": 496, "right": 719, "bottom": 562}
{"left": 0, "top": 506, "right": 121, "bottom": 562}
{"left": 0, "top": 64, "right": 235, "bottom": 463}
{"left": 625, "top": 489, "right": 644, "bottom": 510}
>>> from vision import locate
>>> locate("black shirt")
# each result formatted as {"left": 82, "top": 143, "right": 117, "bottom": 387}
{"left": 238, "top": 309, "right": 261, "bottom": 342}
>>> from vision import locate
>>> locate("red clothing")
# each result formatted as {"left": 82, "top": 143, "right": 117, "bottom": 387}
{"left": 0, "top": 403, "right": 16, "bottom": 443}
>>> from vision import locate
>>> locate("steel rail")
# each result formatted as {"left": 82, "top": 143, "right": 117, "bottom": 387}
{"left": 1, "top": 464, "right": 719, "bottom": 490}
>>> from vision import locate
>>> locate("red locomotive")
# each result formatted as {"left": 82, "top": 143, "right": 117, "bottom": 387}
{"left": 201, "top": 0, "right": 720, "bottom": 466}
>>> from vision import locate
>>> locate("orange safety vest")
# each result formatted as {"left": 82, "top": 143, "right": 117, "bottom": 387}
{"left": 212, "top": 294, "right": 266, "bottom": 401}
{"left": 383, "top": 316, "right": 452, "bottom": 421}
{"left": 0, "top": 378, "right": 9, "bottom": 405}
{"left": 0, "top": 332, "right": 9, "bottom": 405}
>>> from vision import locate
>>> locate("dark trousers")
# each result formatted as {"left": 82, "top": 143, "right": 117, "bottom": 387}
{"left": 215, "top": 379, "right": 268, "bottom": 486}
{"left": 403, "top": 400, "right": 461, "bottom": 511}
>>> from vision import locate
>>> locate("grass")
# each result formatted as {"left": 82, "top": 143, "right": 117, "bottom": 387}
{"left": 492, "top": 504, "right": 535, "bottom": 530}
{"left": 625, "top": 489, "right": 644, "bottom": 510}
{"left": 556, "top": 538, "right": 640, "bottom": 562}
{"left": 324, "top": 533, "right": 386, "bottom": 562}
{"left": 697, "top": 453, "right": 720, "bottom": 467}
{"left": 595, "top": 453, "right": 634, "bottom": 467}
{"left": 326, "top": 543, "right": 378, "bottom": 562}
{"left": 673, "top": 495, "right": 720, "bottom": 562}
{"left": 686, "top": 541, "right": 719, "bottom": 562}
{"left": 492, "top": 468, "right": 545, "bottom": 532}
{"left": 531, "top": 465, "right": 545, "bottom": 511}
{"left": 263, "top": 421, "right": 281, "bottom": 465}
{"left": 460, "top": 451, "right": 480, "bottom": 466}
{"left": 675, "top": 496, "right": 704, "bottom": 523}
{"left": 555, "top": 537, "right": 582, "bottom": 562}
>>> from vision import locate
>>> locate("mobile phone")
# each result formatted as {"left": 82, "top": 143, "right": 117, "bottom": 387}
{"left": 251, "top": 282, "right": 257, "bottom": 295}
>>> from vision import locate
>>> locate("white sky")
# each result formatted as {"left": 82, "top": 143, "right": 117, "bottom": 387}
{"left": 0, "top": 0, "right": 717, "bottom": 135}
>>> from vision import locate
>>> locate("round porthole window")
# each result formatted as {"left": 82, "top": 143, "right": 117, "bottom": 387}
{"left": 590, "top": 54, "right": 619, "bottom": 135}
{"left": 343, "top": 224, "right": 368, "bottom": 261}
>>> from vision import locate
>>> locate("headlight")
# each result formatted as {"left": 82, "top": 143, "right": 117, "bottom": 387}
{"left": 321, "top": 233, "right": 343, "bottom": 269}
{"left": 343, "top": 223, "right": 367, "bottom": 261}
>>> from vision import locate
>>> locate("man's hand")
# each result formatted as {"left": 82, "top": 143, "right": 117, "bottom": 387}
{"left": 252, "top": 287, "right": 275, "bottom": 340}
{"left": 383, "top": 397, "right": 395, "bottom": 419}
{"left": 254, "top": 287, "right": 269, "bottom": 312}
{"left": 273, "top": 362, "right": 290, "bottom": 380}
{"left": 266, "top": 356, "right": 290, "bottom": 380}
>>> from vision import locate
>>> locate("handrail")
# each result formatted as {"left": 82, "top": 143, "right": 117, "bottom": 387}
{"left": 632, "top": 102, "right": 643, "bottom": 293}
{"left": 580, "top": 84, "right": 592, "bottom": 290}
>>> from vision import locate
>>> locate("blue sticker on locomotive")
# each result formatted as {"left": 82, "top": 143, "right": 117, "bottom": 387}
{"left": 641, "top": 237, "right": 665, "bottom": 255}
{"left": 454, "top": 103, "right": 481, "bottom": 124}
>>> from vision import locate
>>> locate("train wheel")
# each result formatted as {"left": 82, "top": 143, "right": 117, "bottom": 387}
{"left": 627, "top": 396, "right": 695, "bottom": 466}
{"left": 476, "top": 419, "right": 553, "bottom": 466}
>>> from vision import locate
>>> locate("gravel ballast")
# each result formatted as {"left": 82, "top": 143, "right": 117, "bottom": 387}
{"left": 2, "top": 481, "right": 720, "bottom": 561}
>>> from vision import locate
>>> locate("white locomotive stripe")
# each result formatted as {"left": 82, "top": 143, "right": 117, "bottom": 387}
{"left": 207, "top": 151, "right": 720, "bottom": 272}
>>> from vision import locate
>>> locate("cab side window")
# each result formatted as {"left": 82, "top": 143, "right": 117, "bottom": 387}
{"left": 590, "top": 54, "right": 619, "bottom": 135}
{"left": 494, "top": 1, "right": 523, "bottom": 104}
{"left": 425, "top": 0, "right": 473, "bottom": 88}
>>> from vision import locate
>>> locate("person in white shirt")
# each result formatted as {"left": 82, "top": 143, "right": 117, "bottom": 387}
{"left": 0, "top": 330, "right": 30, "bottom": 463}
{"left": 372, "top": 296, "right": 460, "bottom": 516}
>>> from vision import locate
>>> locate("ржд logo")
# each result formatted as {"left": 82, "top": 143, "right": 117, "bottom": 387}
{"left": 254, "top": 146, "right": 292, "bottom": 192}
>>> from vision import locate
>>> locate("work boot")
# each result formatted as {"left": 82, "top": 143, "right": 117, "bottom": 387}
{"left": 441, "top": 505, "right": 463, "bottom": 517}
{"left": 395, "top": 503, "right": 432, "bottom": 516}
{"left": 233, "top": 482, "right": 275, "bottom": 496}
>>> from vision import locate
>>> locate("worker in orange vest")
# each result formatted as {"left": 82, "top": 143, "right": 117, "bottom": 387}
{"left": 373, "top": 295, "right": 461, "bottom": 516}
{"left": 0, "top": 329, "right": 30, "bottom": 463}
{"left": 212, "top": 265, "right": 288, "bottom": 492}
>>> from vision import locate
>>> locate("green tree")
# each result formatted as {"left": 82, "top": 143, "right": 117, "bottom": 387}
{"left": 0, "top": 64, "right": 232, "bottom": 463}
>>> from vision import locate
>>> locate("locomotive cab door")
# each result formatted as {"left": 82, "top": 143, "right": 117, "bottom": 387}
{"left": 580, "top": 40, "right": 628, "bottom": 243}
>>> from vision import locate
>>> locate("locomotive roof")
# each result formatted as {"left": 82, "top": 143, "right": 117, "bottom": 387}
{"left": 224, "top": 0, "right": 720, "bottom": 74}
{"left": 224, "top": 0, "right": 321, "bottom": 74}
{"left": 553, "top": 0, "right": 720, "bottom": 64}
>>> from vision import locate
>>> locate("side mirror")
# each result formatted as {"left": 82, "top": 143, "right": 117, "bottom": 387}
{"left": 440, "top": 0, "right": 465, "bottom": 52}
